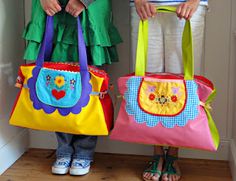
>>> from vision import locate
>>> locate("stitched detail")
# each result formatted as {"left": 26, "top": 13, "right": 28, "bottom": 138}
{"left": 124, "top": 77, "right": 200, "bottom": 128}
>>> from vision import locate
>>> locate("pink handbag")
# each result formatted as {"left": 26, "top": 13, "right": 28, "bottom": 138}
{"left": 110, "top": 7, "right": 219, "bottom": 151}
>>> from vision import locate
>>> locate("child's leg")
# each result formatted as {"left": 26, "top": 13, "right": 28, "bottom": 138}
{"left": 52, "top": 132, "right": 74, "bottom": 175}
{"left": 69, "top": 135, "right": 97, "bottom": 176}
{"left": 73, "top": 135, "right": 97, "bottom": 161}
{"left": 161, "top": 147, "right": 181, "bottom": 181}
{"left": 72, "top": 135, "right": 98, "bottom": 161}
{"left": 143, "top": 146, "right": 165, "bottom": 181}
{"left": 55, "top": 132, "right": 74, "bottom": 159}
{"left": 131, "top": 5, "right": 165, "bottom": 181}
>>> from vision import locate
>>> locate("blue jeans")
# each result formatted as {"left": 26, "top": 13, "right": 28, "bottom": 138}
{"left": 55, "top": 132, "right": 97, "bottom": 161}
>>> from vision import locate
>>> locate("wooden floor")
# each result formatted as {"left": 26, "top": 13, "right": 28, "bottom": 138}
{"left": 0, "top": 149, "right": 232, "bottom": 181}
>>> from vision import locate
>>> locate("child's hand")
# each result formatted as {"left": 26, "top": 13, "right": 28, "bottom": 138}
{"left": 176, "top": 0, "right": 200, "bottom": 20}
{"left": 40, "top": 0, "right": 62, "bottom": 16}
{"left": 65, "top": 0, "right": 85, "bottom": 17}
{"left": 134, "top": 0, "right": 157, "bottom": 20}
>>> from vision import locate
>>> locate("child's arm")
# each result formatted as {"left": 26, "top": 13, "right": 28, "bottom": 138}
{"left": 176, "top": 0, "right": 200, "bottom": 20}
{"left": 134, "top": 0, "right": 157, "bottom": 20}
{"left": 40, "top": 0, "right": 62, "bottom": 16}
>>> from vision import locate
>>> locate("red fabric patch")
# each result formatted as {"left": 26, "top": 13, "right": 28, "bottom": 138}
{"left": 171, "top": 95, "right": 178, "bottom": 102}
{"left": 52, "top": 89, "right": 66, "bottom": 100}
{"left": 149, "top": 93, "right": 156, "bottom": 101}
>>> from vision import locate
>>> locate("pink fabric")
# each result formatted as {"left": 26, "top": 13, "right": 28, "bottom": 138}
{"left": 110, "top": 74, "right": 216, "bottom": 151}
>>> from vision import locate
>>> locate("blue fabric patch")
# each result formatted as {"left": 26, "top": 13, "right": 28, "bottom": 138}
{"left": 36, "top": 69, "right": 82, "bottom": 108}
{"left": 124, "top": 77, "right": 200, "bottom": 128}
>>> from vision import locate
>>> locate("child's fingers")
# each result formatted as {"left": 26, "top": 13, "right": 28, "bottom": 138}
{"left": 45, "top": 10, "right": 51, "bottom": 16}
{"left": 65, "top": 5, "right": 69, "bottom": 12}
{"left": 52, "top": 0, "right": 61, "bottom": 11}
{"left": 65, "top": 5, "right": 71, "bottom": 13}
{"left": 176, "top": 4, "right": 183, "bottom": 19}
{"left": 65, "top": 6, "right": 73, "bottom": 15}
{"left": 144, "top": 3, "right": 152, "bottom": 17}
{"left": 56, "top": 0, "right": 61, "bottom": 6}
{"left": 49, "top": 9, "right": 56, "bottom": 15}
{"left": 180, "top": 4, "right": 187, "bottom": 19}
{"left": 150, "top": 4, "right": 157, "bottom": 17}
{"left": 72, "top": 9, "right": 82, "bottom": 17}
{"left": 183, "top": 7, "right": 191, "bottom": 19}
{"left": 71, "top": 9, "right": 77, "bottom": 17}
{"left": 187, "top": 9, "right": 194, "bottom": 20}
{"left": 53, "top": 3, "right": 62, "bottom": 12}
{"left": 45, "top": 9, "right": 54, "bottom": 16}
{"left": 137, "top": 10, "right": 144, "bottom": 20}
{"left": 74, "top": 11, "right": 81, "bottom": 17}
{"left": 140, "top": 7, "right": 148, "bottom": 20}
{"left": 50, "top": 5, "right": 60, "bottom": 13}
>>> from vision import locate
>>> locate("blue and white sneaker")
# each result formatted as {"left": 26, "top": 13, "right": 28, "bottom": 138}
{"left": 52, "top": 157, "right": 71, "bottom": 175}
{"left": 69, "top": 159, "right": 91, "bottom": 176}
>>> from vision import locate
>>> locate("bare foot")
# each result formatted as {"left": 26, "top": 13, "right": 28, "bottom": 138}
{"left": 40, "top": 0, "right": 62, "bottom": 16}
{"left": 65, "top": 0, "right": 85, "bottom": 17}
{"left": 161, "top": 158, "right": 181, "bottom": 181}
{"left": 143, "top": 156, "right": 164, "bottom": 181}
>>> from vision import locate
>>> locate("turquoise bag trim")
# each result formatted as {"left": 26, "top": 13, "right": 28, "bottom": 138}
{"left": 35, "top": 68, "right": 82, "bottom": 108}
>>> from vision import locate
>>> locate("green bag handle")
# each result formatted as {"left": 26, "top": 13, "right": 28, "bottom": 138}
{"left": 205, "top": 89, "right": 220, "bottom": 149}
{"left": 135, "top": 6, "right": 194, "bottom": 80}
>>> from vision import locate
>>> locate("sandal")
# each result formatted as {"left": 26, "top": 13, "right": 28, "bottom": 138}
{"left": 143, "top": 155, "right": 164, "bottom": 181}
{"left": 162, "top": 155, "right": 181, "bottom": 180}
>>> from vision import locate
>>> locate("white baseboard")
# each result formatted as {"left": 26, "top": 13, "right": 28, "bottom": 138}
{"left": 230, "top": 140, "right": 236, "bottom": 181}
{"left": 0, "top": 129, "right": 28, "bottom": 175}
{"left": 29, "top": 131, "right": 57, "bottom": 149}
{"left": 29, "top": 130, "right": 229, "bottom": 161}
{"left": 96, "top": 137, "right": 229, "bottom": 160}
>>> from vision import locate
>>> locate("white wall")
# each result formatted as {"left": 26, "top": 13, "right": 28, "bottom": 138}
{"left": 0, "top": 0, "right": 29, "bottom": 175}
{"left": 26, "top": 0, "right": 234, "bottom": 161}
{"left": 229, "top": 0, "right": 236, "bottom": 179}
{"left": 202, "top": 0, "right": 233, "bottom": 160}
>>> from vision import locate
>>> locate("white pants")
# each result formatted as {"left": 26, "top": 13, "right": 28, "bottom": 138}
{"left": 131, "top": 6, "right": 207, "bottom": 74}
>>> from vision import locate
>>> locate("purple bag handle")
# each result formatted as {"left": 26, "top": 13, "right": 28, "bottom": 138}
{"left": 36, "top": 16, "right": 89, "bottom": 73}
{"left": 30, "top": 16, "right": 91, "bottom": 116}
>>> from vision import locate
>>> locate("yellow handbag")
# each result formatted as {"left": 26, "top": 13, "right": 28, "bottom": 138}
{"left": 9, "top": 16, "right": 113, "bottom": 135}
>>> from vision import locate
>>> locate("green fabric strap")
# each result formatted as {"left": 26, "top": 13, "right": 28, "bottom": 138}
{"left": 135, "top": 6, "right": 194, "bottom": 80}
{"left": 205, "top": 89, "right": 220, "bottom": 149}
{"left": 163, "top": 155, "right": 180, "bottom": 176}
{"left": 135, "top": 20, "right": 148, "bottom": 76}
{"left": 144, "top": 156, "right": 162, "bottom": 175}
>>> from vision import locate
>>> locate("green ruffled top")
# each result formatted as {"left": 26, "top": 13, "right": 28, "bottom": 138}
{"left": 23, "top": 0, "right": 122, "bottom": 66}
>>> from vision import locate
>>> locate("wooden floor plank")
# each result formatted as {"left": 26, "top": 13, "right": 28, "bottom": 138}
{"left": 0, "top": 149, "right": 232, "bottom": 181}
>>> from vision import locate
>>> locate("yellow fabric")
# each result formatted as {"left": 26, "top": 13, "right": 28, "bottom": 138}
{"left": 139, "top": 79, "right": 186, "bottom": 115}
{"left": 9, "top": 65, "right": 108, "bottom": 135}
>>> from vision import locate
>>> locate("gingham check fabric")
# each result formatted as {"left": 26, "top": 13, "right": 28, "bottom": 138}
{"left": 124, "top": 77, "right": 200, "bottom": 128}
